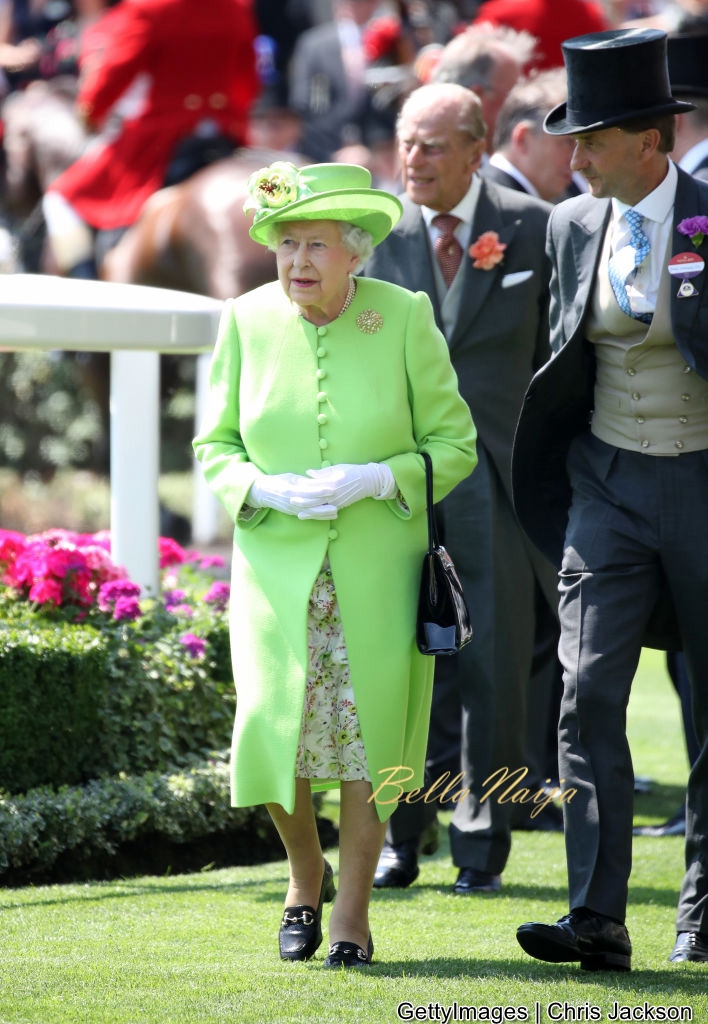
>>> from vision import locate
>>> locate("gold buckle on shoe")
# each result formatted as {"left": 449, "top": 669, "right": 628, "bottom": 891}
{"left": 282, "top": 910, "right": 315, "bottom": 926}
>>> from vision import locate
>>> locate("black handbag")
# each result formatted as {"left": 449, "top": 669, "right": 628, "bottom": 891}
{"left": 416, "top": 452, "right": 473, "bottom": 656}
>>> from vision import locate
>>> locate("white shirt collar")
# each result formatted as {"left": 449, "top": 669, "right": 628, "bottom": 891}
{"left": 420, "top": 174, "right": 482, "bottom": 234}
{"left": 679, "top": 138, "right": 708, "bottom": 175}
{"left": 488, "top": 152, "right": 539, "bottom": 197}
{"left": 611, "top": 158, "right": 677, "bottom": 227}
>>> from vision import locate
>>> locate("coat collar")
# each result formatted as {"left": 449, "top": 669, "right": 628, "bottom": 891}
{"left": 398, "top": 180, "right": 523, "bottom": 344}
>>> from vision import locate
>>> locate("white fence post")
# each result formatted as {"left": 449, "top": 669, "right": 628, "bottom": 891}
{"left": 0, "top": 275, "right": 224, "bottom": 593}
{"left": 110, "top": 350, "right": 161, "bottom": 595}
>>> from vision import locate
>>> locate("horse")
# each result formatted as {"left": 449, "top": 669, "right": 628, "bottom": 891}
{"left": 100, "top": 149, "right": 282, "bottom": 300}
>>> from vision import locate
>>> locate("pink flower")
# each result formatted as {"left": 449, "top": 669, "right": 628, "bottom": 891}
{"left": 98, "top": 578, "right": 142, "bottom": 613}
{"left": 0, "top": 529, "right": 26, "bottom": 584}
{"left": 677, "top": 216, "right": 708, "bottom": 249}
{"left": 28, "top": 578, "right": 63, "bottom": 605}
{"left": 164, "top": 588, "right": 188, "bottom": 609}
{"left": 180, "top": 632, "right": 206, "bottom": 658}
{"left": 170, "top": 603, "right": 194, "bottom": 618}
{"left": 113, "top": 595, "right": 142, "bottom": 621}
{"left": 204, "top": 581, "right": 230, "bottom": 611}
{"left": 158, "top": 537, "right": 187, "bottom": 569}
{"left": 199, "top": 555, "right": 226, "bottom": 569}
{"left": 468, "top": 230, "right": 506, "bottom": 270}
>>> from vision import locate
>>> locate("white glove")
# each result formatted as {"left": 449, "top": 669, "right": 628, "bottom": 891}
{"left": 247, "top": 473, "right": 336, "bottom": 516}
{"left": 292, "top": 463, "right": 396, "bottom": 517}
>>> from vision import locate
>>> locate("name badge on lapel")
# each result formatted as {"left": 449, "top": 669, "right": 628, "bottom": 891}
{"left": 668, "top": 251, "right": 704, "bottom": 298}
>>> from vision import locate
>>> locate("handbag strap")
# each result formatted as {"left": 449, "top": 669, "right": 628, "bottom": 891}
{"left": 421, "top": 451, "right": 439, "bottom": 554}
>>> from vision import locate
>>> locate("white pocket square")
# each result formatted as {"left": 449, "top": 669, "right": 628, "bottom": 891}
{"left": 501, "top": 270, "right": 534, "bottom": 288}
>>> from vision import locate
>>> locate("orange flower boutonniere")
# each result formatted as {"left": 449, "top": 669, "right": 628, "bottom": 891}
{"left": 468, "top": 230, "right": 506, "bottom": 270}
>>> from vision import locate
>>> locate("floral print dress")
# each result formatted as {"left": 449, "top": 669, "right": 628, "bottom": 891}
{"left": 295, "top": 559, "right": 369, "bottom": 782}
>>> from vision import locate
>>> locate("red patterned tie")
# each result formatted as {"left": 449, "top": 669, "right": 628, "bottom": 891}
{"left": 433, "top": 213, "right": 463, "bottom": 287}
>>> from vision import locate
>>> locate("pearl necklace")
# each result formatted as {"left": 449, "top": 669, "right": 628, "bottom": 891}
{"left": 337, "top": 276, "right": 356, "bottom": 319}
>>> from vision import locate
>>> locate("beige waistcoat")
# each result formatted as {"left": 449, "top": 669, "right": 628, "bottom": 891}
{"left": 587, "top": 227, "right": 708, "bottom": 454}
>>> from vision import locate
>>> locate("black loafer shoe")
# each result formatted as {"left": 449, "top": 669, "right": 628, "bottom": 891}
{"left": 453, "top": 868, "right": 501, "bottom": 894}
{"left": 669, "top": 931, "right": 708, "bottom": 963}
{"left": 373, "top": 839, "right": 419, "bottom": 888}
{"left": 634, "top": 806, "right": 686, "bottom": 837}
{"left": 516, "top": 907, "right": 631, "bottom": 972}
{"left": 279, "top": 859, "right": 336, "bottom": 961}
{"left": 324, "top": 934, "right": 374, "bottom": 968}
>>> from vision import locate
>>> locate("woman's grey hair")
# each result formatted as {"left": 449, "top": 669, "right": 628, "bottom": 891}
{"left": 266, "top": 220, "right": 374, "bottom": 271}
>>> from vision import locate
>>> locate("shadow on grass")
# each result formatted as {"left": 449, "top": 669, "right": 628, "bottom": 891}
{"left": 355, "top": 956, "right": 708, "bottom": 992}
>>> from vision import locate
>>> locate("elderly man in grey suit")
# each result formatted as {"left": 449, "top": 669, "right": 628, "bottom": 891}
{"left": 513, "top": 28, "right": 708, "bottom": 969}
{"left": 364, "top": 81, "right": 559, "bottom": 896}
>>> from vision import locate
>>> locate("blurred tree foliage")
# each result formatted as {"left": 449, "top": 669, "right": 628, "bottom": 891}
{"left": 0, "top": 351, "right": 198, "bottom": 476}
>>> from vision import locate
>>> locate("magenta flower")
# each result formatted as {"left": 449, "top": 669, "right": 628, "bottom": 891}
{"left": 158, "top": 537, "right": 187, "bottom": 569}
{"left": 180, "top": 632, "right": 207, "bottom": 658}
{"left": 0, "top": 529, "right": 26, "bottom": 584}
{"left": 170, "top": 603, "right": 194, "bottom": 618}
{"left": 200, "top": 555, "right": 226, "bottom": 569}
{"left": 28, "top": 578, "right": 63, "bottom": 605}
{"left": 163, "top": 588, "right": 188, "bottom": 610}
{"left": 113, "top": 595, "right": 142, "bottom": 621}
{"left": 98, "top": 578, "right": 142, "bottom": 613}
{"left": 677, "top": 216, "right": 708, "bottom": 249}
{"left": 204, "top": 581, "right": 230, "bottom": 611}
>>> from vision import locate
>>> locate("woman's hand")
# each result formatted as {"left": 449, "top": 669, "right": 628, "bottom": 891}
{"left": 248, "top": 473, "right": 337, "bottom": 517}
{"left": 293, "top": 463, "right": 396, "bottom": 517}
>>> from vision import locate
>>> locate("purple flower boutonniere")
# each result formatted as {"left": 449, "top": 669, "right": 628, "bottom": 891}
{"left": 677, "top": 216, "right": 708, "bottom": 249}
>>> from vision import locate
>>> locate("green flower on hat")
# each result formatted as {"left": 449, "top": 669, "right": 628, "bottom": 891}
{"left": 243, "top": 162, "right": 312, "bottom": 220}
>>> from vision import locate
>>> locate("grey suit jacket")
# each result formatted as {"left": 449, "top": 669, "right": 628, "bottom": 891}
{"left": 365, "top": 178, "right": 551, "bottom": 505}
{"left": 481, "top": 163, "right": 528, "bottom": 195}
{"left": 512, "top": 165, "right": 708, "bottom": 642}
{"left": 364, "top": 177, "right": 556, "bottom": 606}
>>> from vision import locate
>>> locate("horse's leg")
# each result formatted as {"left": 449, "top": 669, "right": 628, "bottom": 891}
{"left": 100, "top": 188, "right": 185, "bottom": 288}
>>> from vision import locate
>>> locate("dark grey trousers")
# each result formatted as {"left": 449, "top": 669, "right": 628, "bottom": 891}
{"left": 559, "top": 431, "right": 708, "bottom": 932}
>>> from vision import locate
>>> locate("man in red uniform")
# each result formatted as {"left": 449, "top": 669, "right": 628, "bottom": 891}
{"left": 472, "top": 0, "right": 608, "bottom": 72}
{"left": 44, "top": 0, "right": 259, "bottom": 276}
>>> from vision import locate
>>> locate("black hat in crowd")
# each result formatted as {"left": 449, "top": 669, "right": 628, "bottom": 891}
{"left": 667, "top": 32, "right": 708, "bottom": 98}
{"left": 544, "top": 28, "right": 695, "bottom": 135}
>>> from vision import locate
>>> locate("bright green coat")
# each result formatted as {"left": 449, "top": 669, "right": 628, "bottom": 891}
{"left": 193, "top": 277, "right": 477, "bottom": 821}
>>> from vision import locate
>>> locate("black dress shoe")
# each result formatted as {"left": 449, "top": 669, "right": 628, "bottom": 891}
{"left": 453, "top": 868, "right": 501, "bottom": 894}
{"left": 633, "top": 805, "right": 686, "bottom": 837}
{"left": 373, "top": 839, "right": 419, "bottom": 888}
{"left": 669, "top": 931, "right": 708, "bottom": 962}
{"left": 516, "top": 907, "right": 631, "bottom": 972}
{"left": 324, "top": 934, "right": 374, "bottom": 968}
{"left": 279, "top": 859, "right": 336, "bottom": 961}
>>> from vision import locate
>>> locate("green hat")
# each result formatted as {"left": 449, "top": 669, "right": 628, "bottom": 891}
{"left": 244, "top": 161, "right": 402, "bottom": 247}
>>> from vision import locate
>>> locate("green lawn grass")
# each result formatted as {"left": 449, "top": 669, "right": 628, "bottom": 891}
{"left": 1, "top": 649, "right": 703, "bottom": 1024}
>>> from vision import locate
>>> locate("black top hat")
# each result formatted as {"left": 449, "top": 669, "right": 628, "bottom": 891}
{"left": 667, "top": 32, "right": 708, "bottom": 98}
{"left": 544, "top": 28, "right": 695, "bottom": 135}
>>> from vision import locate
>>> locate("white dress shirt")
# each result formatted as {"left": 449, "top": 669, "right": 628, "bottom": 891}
{"left": 609, "top": 159, "right": 677, "bottom": 318}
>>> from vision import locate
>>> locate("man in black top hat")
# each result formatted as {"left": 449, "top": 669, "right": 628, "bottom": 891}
{"left": 511, "top": 27, "right": 708, "bottom": 969}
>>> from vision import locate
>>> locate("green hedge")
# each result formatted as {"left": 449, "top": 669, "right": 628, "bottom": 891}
{"left": 0, "top": 616, "right": 234, "bottom": 794}
{"left": 0, "top": 755, "right": 334, "bottom": 886}
{"left": 0, "top": 755, "right": 276, "bottom": 885}
{"left": 0, "top": 626, "right": 108, "bottom": 793}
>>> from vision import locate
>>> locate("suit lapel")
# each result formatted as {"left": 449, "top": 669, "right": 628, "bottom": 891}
{"left": 449, "top": 180, "right": 521, "bottom": 349}
{"left": 564, "top": 198, "right": 611, "bottom": 340}
{"left": 396, "top": 198, "right": 442, "bottom": 325}
{"left": 670, "top": 167, "right": 706, "bottom": 356}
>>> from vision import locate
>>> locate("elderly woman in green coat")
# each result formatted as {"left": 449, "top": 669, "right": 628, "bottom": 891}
{"left": 193, "top": 162, "right": 477, "bottom": 968}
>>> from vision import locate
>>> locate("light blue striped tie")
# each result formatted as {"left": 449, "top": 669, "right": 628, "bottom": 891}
{"left": 608, "top": 209, "right": 653, "bottom": 324}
